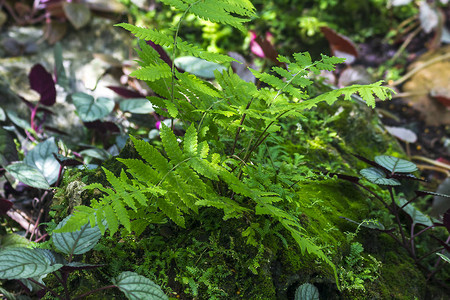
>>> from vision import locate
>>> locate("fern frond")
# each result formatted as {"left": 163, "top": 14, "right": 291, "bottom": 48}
{"left": 115, "top": 23, "right": 173, "bottom": 47}
{"left": 130, "top": 64, "right": 172, "bottom": 81}
{"left": 184, "top": 124, "right": 198, "bottom": 156}
{"left": 131, "top": 136, "right": 170, "bottom": 172}
{"left": 176, "top": 72, "right": 222, "bottom": 98}
{"left": 303, "top": 81, "right": 394, "bottom": 109}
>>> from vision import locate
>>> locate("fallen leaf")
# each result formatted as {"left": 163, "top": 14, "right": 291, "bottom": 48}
{"left": 43, "top": 21, "right": 67, "bottom": 45}
{"left": 402, "top": 46, "right": 450, "bottom": 125}
{"left": 320, "top": 26, "right": 358, "bottom": 64}
{"left": 384, "top": 126, "right": 418, "bottom": 143}
{"left": 419, "top": 1, "right": 439, "bottom": 34}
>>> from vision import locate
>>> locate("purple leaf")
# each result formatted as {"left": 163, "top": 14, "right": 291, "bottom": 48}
{"left": 0, "top": 198, "right": 13, "bottom": 215}
{"left": 146, "top": 40, "right": 175, "bottom": 69}
{"left": 84, "top": 120, "right": 120, "bottom": 133}
{"left": 28, "top": 64, "right": 56, "bottom": 106}
{"left": 53, "top": 153, "right": 83, "bottom": 167}
{"left": 107, "top": 86, "right": 144, "bottom": 98}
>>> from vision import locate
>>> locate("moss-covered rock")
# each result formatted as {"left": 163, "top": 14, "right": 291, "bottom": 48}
{"left": 49, "top": 100, "right": 448, "bottom": 299}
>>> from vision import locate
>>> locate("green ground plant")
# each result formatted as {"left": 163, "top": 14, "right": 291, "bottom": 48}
{"left": 55, "top": 0, "right": 393, "bottom": 290}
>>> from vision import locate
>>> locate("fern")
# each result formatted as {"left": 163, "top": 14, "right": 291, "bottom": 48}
{"left": 59, "top": 0, "right": 399, "bottom": 289}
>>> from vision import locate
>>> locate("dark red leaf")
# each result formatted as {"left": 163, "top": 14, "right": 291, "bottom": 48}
{"left": 320, "top": 27, "right": 358, "bottom": 64}
{"left": 28, "top": 64, "right": 56, "bottom": 106}
{"left": 107, "top": 86, "right": 144, "bottom": 98}
{"left": 444, "top": 208, "right": 450, "bottom": 232}
{"left": 53, "top": 153, "right": 83, "bottom": 167}
{"left": 84, "top": 120, "right": 120, "bottom": 133}
{"left": 146, "top": 40, "right": 180, "bottom": 71}
{"left": 0, "top": 198, "right": 13, "bottom": 215}
{"left": 431, "top": 92, "right": 450, "bottom": 107}
{"left": 250, "top": 31, "right": 281, "bottom": 65}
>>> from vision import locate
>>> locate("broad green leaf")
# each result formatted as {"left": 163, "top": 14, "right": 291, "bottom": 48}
{"left": 294, "top": 283, "right": 320, "bottom": 300}
{"left": 52, "top": 215, "right": 103, "bottom": 255}
{"left": 6, "top": 110, "right": 31, "bottom": 130}
{"left": 0, "top": 248, "right": 63, "bottom": 279}
{"left": 360, "top": 167, "right": 400, "bottom": 186}
{"left": 120, "top": 99, "right": 154, "bottom": 114}
{"left": 113, "top": 271, "right": 168, "bottom": 300}
{"left": 5, "top": 162, "right": 50, "bottom": 189}
{"left": 62, "top": 2, "right": 91, "bottom": 29}
{"left": 0, "top": 233, "right": 31, "bottom": 249}
{"left": 71, "top": 92, "right": 115, "bottom": 122}
{"left": 24, "top": 137, "right": 59, "bottom": 185}
{"left": 375, "top": 155, "right": 417, "bottom": 173}
{"left": 174, "top": 56, "right": 227, "bottom": 78}
{"left": 396, "top": 197, "right": 433, "bottom": 227}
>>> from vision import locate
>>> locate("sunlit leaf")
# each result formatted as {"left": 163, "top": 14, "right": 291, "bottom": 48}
{"left": 374, "top": 155, "right": 417, "bottom": 173}
{"left": 0, "top": 233, "right": 30, "bottom": 249}
{"left": 71, "top": 92, "right": 115, "bottom": 122}
{"left": 24, "top": 137, "right": 60, "bottom": 185}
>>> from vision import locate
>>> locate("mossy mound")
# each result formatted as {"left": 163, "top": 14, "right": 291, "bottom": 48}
{"left": 50, "top": 101, "right": 448, "bottom": 299}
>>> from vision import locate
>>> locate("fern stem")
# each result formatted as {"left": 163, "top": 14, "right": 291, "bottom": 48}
{"left": 268, "top": 67, "right": 309, "bottom": 107}
{"left": 231, "top": 98, "right": 253, "bottom": 155}
{"left": 169, "top": 1, "right": 201, "bottom": 129}
{"left": 156, "top": 157, "right": 193, "bottom": 189}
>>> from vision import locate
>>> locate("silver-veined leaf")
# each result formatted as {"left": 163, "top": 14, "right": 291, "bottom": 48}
{"left": 0, "top": 248, "right": 63, "bottom": 279}
{"left": 24, "top": 137, "right": 59, "bottom": 185}
{"left": 374, "top": 155, "right": 417, "bottom": 173}
{"left": 113, "top": 271, "right": 168, "bottom": 300}
{"left": 52, "top": 215, "right": 103, "bottom": 256}
{"left": 5, "top": 162, "right": 50, "bottom": 189}
{"left": 360, "top": 167, "right": 400, "bottom": 186}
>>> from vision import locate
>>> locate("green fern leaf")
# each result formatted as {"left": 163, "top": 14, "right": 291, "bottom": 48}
{"left": 184, "top": 124, "right": 198, "bottom": 157}
{"left": 115, "top": 23, "right": 173, "bottom": 47}
{"left": 103, "top": 204, "right": 119, "bottom": 236}
{"left": 131, "top": 136, "right": 170, "bottom": 172}
{"left": 112, "top": 198, "right": 131, "bottom": 232}
{"left": 160, "top": 124, "right": 184, "bottom": 163}
{"left": 158, "top": 0, "right": 189, "bottom": 11}
{"left": 130, "top": 64, "right": 172, "bottom": 81}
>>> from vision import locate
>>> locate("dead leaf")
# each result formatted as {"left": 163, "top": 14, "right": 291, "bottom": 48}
{"left": 44, "top": 21, "right": 67, "bottom": 45}
{"left": 385, "top": 126, "right": 417, "bottom": 143}
{"left": 337, "top": 66, "right": 372, "bottom": 87}
{"left": 320, "top": 26, "right": 358, "bottom": 64}
{"left": 62, "top": 2, "right": 91, "bottom": 30}
{"left": 419, "top": 1, "right": 439, "bottom": 34}
{"left": 403, "top": 46, "right": 450, "bottom": 125}
{"left": 14, "top": 2, "right": 31, "bottom": 17}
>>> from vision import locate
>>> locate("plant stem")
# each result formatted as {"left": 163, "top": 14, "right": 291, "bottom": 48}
{"left": 28, "top": 278, "right": 60, "bottom": 299}
{"left": 389, "top": 187, "right": 407, "bottom": 246}
{"left": 73, "top": 285, "right": 117, "bottom": 299}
